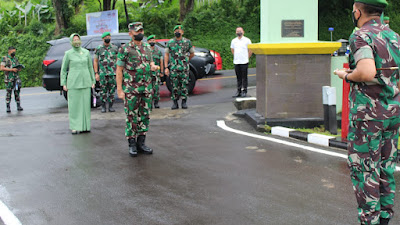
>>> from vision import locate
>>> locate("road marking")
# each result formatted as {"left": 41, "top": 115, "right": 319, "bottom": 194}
{"left": 0, "top": 200, "right": 22, "bottom": 225}
{"left": 200, "top": 74, "right": 256, "bottom": 81}
{"left": 0, "top": 91, "right": 59, "bottom": 99}
{"left": 216, "top": 120, "right": 400, "bottom": 172}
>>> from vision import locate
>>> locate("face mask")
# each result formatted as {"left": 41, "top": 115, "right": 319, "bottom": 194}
{"left": 104, "top": 39, "right": 111, "bottom": 44}
{"left": 236, "top": 32, "right": 243, "bottom": 37}
{"left": 10, "top": 52, "right": 15, "bottom": 57}
{"left": 351, "top": 10, "right": 361, "bottom": 27}
{"left": 72, "top": 40, "right": 82, "bottom": 48}
{"left": 175, "top": 32, "right": 181, "bottom": 38}
{"left": 149, "top": 42, "right": 156, "bottom": 46}
{"left": 134, "top": 33, "right": 144, "bottom": 41}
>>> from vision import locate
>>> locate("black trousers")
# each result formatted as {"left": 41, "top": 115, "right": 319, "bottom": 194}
{"left": 234, "top": 63, "right": 248, "bottom": 92}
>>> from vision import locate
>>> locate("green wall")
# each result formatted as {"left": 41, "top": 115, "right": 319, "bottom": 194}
{"left": 261, "top": 0, "right": 318, "bottom": 43}
{"left": 330, "top": 56, "right": 348, "bottom": 113}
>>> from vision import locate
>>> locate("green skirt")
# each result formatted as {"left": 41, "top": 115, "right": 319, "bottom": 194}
{"left": 67, "top": 88, "right": 91, "bottom": 131}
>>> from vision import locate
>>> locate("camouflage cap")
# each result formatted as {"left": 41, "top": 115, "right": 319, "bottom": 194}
{"left": 147, "top": 35, "right": 155, "bottom": 40}
{"left": 101, "top": 32, "right": 111, "bottom": 38}
{"left": 173, "top": 25, "right": 183, "bottom": 31}
{"left": 354, "top": 0, "right": 388, "bottom": 8}
{"left": 128, "top": 22, "right": 144, "bottom": 31}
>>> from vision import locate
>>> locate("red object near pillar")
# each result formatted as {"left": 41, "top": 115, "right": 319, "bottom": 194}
{"left": 342, "top": 63, "right": 350, "bottom": 141}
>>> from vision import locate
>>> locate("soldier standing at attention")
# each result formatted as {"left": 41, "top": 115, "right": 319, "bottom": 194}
{"left": 334, "top": 1, "right": 400, "bottom": 224}
{"left": 164, "top": 25, "right": 195, "bottom": 110}
{"left": 116, "top": 22, "right": 158, "bottom": 157}
{"left": 147, "top": 34, "right": 163, "bottom": 109}
{"left": 1, "top": 46, "right": 23, "bottom": 113}
{"left": 94, "top": 32, "right": 119, "bottom": 113}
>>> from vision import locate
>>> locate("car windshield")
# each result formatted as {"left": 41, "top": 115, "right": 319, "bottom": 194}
{"left": 47, "top": 42, "right": 71, "bottom": 56}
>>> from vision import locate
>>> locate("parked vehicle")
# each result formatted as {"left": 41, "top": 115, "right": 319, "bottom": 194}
{"left": 42, "top": 33, "right": 217, "bottom": 105}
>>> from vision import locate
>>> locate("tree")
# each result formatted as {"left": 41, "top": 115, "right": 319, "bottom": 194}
{"left": 52, "top": 0, "right": 70, "bottom": 35}
{"left": 179, "top": 0, "right": 194, "bottom": 21}
{"left": 97, "top": 0, "right": 118, "bottom": 11}
{"left": 123, "top": 0, "right": 130, "bottom": 24}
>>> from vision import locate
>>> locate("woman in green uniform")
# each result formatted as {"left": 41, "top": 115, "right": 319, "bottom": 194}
{"left": 60, "top": 33, "right": 95, "bottom": 134}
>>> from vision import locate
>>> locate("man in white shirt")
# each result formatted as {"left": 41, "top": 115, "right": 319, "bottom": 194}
{"left": 230, "top": 27, "right": 252, "bottom": 97}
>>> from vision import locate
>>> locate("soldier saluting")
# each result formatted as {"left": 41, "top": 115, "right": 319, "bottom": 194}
{"left": 164, "top": 25, "right": 195, "bottom": 110}
{"left": 334, "top": 0, "right": 400, "bottom": 224}
{"left": 116, "top": 22, "right": 158, "bottom": 157}
{"left": 1, "top": 46, "right": 23, "bottom": 113}
{"left": 94, "top": 32, "right": 119, "bottom": 113}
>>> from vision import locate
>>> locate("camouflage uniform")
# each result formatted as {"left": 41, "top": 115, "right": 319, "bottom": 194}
{"left": 117, "top": 41, "right": 153, "bottom": 139}
{"left": 1, "top": 55, "right": 21, "bottom": 104}
{"left": 94, "top": 43, "right": 118, "bottom": 105}
{"left": 347, "top": 19, "right": 400, "bottom": 225}
{"left": 165, "top": 37, "right": 194, "bottom": 100}
{"left": 151, "top": 47, "right": 163, "bottom": 102}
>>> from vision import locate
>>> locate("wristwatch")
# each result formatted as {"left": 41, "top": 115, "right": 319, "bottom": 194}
{"left": 345, "top": 73, "right": 350, "bottom": 83}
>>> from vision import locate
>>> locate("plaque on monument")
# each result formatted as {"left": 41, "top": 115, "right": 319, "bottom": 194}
{"left": 281, "top": 20, "right": 304, "bottom": 38}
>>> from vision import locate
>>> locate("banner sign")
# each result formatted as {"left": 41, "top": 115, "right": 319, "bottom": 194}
{"left": 86, "top": 10, "right": 119, "bottom": 36}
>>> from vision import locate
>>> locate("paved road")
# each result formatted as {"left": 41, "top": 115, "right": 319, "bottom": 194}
{"left": 0, "top": 69, "right": 399, "bottom": 225}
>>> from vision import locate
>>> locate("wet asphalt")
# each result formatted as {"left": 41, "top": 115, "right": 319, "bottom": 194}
{"left": 0, "top": 69, "right": 399, "bottom": 225}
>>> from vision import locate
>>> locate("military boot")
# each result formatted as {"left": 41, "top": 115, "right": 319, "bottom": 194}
{"left": 17, "top": 103, "right": 23, "bottom": 111}
{"left": 232, "top": 89, "right": 241, "bottom": 98}
{"left": 6, "top": 103, "right": 10, "bottom": 113}
{"left": 101, "top": 102, "right": 106, "bottom": 113}
{"left": 108, "top": 102, "right": 115, "bottom": 112}
{"left": 137, "top": 135, "right": 153, "bottom": 154}
{"left": 181, "top": 99, "right": 188, "bottom": 109}
{"left": 128, "top": 138, "right": 138, "bottom": 157}
{"left": 380, "top": 218, "right": 390, "bottom": 225}
{"left": 154, "top": 100, "right": 160, "bottom": 109}
{"left": 171, "top": 100, "right": 179, "bottom": 110}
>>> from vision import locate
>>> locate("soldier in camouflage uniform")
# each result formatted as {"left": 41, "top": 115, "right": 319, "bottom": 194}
{"left": 1, "top": 46, "right": 23, "bottom": 113}
{"left": 94, "top": 32, "right": 119, "bottom": 113}
{"left": 147, "top": 34, "right": 163, "bottom": 109}
{"left": 116, "top": 22, "right": 158, "bottom": 157}
{"left": 164, "top": 25, "right": 195, "bottom": 110}
{"left": 334, "top": 1, "right": 400, "bottom": 224}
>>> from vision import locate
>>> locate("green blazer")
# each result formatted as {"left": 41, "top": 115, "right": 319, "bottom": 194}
{"left": 60, "top": 48, "right": 95, "bottom": 89}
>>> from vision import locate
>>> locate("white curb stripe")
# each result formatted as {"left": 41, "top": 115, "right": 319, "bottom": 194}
{"left": 308, "top": 133, "right": 335, "bottom": 146}
{"left": 0, "top": 200, "right": 22, "bottom": 225}
{"left": 216, "top": 120, "right": 400, "bottom": 172}
{"left": 271, "top": 126, "right": 295, "bottom": 138}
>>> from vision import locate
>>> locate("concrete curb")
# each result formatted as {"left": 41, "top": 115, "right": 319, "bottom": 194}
{"left": 271, "top": 127, "right": 348, "bottom": 150}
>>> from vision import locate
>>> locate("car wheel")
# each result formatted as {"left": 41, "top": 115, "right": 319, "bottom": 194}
{"left": 165, "top": 70, "right": 197, "bottom": 94}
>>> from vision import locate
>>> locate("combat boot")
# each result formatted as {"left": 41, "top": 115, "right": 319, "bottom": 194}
{"left": 154, "top": 100, "right": 160, "bottom": 109}
{"left": 128, "top": 138, "right": 138, "bottom": 157}
{"left": 6, "top": 103, "right": 10, "bottom": 113}
{"left": 17, "top": 103, "right": 23, "bottom": 111}
{"left": 241, "top": 90, "right": 247, "bottom": 97}
{"left": 171, "top": 100, "right": 179, "bottom": 110}
{"left": 101, "top": 103, "right": 106, "bottom": 113}
{"left": 232, "top": 89, "right": 241, "bottom": 98}
{"left": 137, "top": 135, "right": 153, "bottom": 154}
{"left": 181, "top": 99, "right": 188, "bottom": 109}
{"left": 380, "top": 218, "right": 390, "bottom": 225}
{"left": 108, "top": 102, "right": 115, "bottom": 112}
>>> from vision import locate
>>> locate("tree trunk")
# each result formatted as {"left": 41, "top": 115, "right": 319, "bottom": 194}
{"left": 112, "top": 0, "right": 118, "bottom": 10}
{"left": 123, "top": 0, "right": 130, "bottom": 24}
{"left": 52, "top": 0, "right": 68, "bottom": 35}
{"left": 103, "top": 0, "right": 111, "bottom": 11}
{"left": 179, "top": 0, "right": 194, "bottom": 21}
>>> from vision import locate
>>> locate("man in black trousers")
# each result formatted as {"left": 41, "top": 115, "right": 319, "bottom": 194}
{"left": 230, "top": 27, "right": 252, "bottom": 97}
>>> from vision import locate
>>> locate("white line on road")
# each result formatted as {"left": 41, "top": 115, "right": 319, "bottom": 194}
{"left": 0, "top": 200, "right": 22, "bottom": 225}
{"left": 216, "top": 120, "right": 400, "bottom": 172}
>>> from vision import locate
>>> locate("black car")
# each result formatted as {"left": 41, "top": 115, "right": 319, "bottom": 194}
{"left": 42, "top": 33, "right": 215, "bottom": 106}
